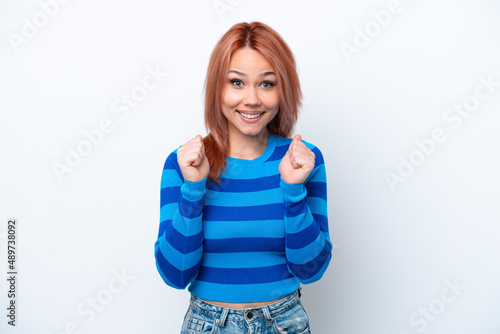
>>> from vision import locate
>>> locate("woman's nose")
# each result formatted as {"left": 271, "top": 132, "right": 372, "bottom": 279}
{"left": 243, "top": 87, "right": 261, "bottom": 106}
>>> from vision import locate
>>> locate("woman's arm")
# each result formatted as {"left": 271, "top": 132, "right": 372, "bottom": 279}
{"left": 280, "top": 143, "right": 332, "bottom": 283}
{"left": 154, "top": 150, "right": 207, "bottom": 289}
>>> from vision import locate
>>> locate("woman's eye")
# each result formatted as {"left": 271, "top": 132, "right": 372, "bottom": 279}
{"left": 261, "top": 81, "right": 275, "bottom": 88}
{"left": 229, "top": 79, "right": 243, "bottom": 87}
{"left": 229, "top": 78, "right": 275, "bottom": 88}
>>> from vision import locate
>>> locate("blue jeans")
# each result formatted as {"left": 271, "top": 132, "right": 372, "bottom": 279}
{"left": 181, "top": 289, "right": 310, "bottom": 333}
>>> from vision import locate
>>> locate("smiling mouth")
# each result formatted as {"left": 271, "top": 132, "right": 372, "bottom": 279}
{"left": 237, "top": 111, "right": 265, "bottom": 119}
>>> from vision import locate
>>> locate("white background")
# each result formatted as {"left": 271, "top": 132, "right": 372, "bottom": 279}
{"left": 1, "top": 0, "right": 499, "bottom": 333}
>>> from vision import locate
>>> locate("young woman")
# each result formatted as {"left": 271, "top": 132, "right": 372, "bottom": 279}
{"left": 155, "top": 21, "right": 332, "bottom": 333}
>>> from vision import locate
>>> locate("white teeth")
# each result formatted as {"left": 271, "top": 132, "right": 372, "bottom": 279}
{"left": 238, "top": 111, "right": 263, "bottom": 119}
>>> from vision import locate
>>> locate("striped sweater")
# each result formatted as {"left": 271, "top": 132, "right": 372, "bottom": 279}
{"left": 154, "top": 133, "right": 332, "bottom": 303}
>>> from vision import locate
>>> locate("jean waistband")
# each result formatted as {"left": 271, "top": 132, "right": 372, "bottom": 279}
{"left": 189, "top": 289, "right": 301, "bottom": 325}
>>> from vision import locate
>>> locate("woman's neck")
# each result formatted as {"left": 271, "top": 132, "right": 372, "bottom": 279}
{"left": 228, "top": 131, "right": 269, "bottom": 160}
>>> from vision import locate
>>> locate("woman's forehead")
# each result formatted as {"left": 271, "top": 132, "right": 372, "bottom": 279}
{"left": 228, "top": 48, "right": 275, "bottom": 75}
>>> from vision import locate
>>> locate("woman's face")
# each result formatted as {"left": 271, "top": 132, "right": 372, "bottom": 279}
{"left": 221, "top": 47, "right": 280, "bottom": 142}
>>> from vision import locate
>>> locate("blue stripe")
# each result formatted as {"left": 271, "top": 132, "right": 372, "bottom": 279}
{"left": 207, "top": 174, "right": 280, "bottom": 192}
{"left": 155, "top": 246, "right": 201, "bottom": 289}
{"left": 157, "top": 220, "right": 169, "bottom": 238}
{"left": 160, "top": 203, "right": 177, "bottom": 220}
{"left": 171, "top": 213, "right": 203, "bottom": 237}
{"left": 188, "top": 278, "right": 299, "bottom": 303}
{"left": 284, "top": 212, "right": 309, "bottom": 234}
{"left": 311, "top": 147, "right": 324, "bottom": 165}
{"left": 273, "top": 136, "right": 293, "bottom": 146}
{"left": 287, "top": 234, "right": 325, "bottom": 264}
{"left": 305, "top": 166, "right": 326, "bottom": 184}
{"left": 202, "top": 252, "right": 285, "bottom": 268}
{"left": 286, "top": 221, "right": 320, "bottom": 250}
{"left": 166, "top": 225, "right": 203, "bottom": 254}
{"left": 307, "top": 197, "right": 328, "bottom": 217}
{"left": 204, "top": 237, "right": 285, "bottom": 253}
{"left": 161, "top": 169, "right": 182, "bottom": 188}
{"left": 204, "top": 220, "right": 284, "bottom": 239}
{"left": 179, "top": 197, "right": 203, "bottom": 219}
{"left": 267, "top": 145, "right": 288, "bottom": 162}
{"left": 159, "top": 238, "right": 203, "bottom": 271}
{"left": 284, "top": 200, "right": 307, "bottom": 217}
{"left": 155, "top": 259, "right": 177, "bottom": 288}
{"left": 221, "top": 161, "right": 280, "bottom": 180}
{"left": 288, "top": 241, "right": 332, "bottom": 280}
{"left": 313, "top": 214, "right": 329, "bottom": 233}
{"left": 195, "top": 264, "right": 290, "bottom": 284}
{"left": 160, "top": 186, "right": 180, "bottom": 206}
{"left": 305, "top": 182, "right": 327, "bottom": 199}
{"left": 205, "top": 188, "right": 282, "bottom": 207}
{"left": 203, "top": 203, "right": 284, "bottom": 221}
{"left": 163, "top": 151, "right": 184, "bottom": 181}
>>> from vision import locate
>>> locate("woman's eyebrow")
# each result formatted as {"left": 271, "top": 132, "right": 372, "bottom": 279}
{"left": 228, "top": 70, "right": 276, "bottom": 77}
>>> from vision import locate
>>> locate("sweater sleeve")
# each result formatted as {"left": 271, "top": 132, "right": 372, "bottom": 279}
{"left": 280, "top": 145, "right": 332, "bottom": 284}
{"left": 154, "top": 150, "right": 206, "bottom": 289}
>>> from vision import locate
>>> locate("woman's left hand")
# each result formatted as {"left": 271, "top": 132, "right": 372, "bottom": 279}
{"left": 279, "top": 134, "right": 316, "bottom": 184}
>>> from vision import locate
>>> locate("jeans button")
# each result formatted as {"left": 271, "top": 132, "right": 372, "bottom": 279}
{"left": 246, "top": 311, "right": 253, "bottom": 319}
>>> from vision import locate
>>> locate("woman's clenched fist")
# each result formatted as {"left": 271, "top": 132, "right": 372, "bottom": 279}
{"left": 177, "top": 135, "right": 210, "bottom": 182}
{"left": 278, "top": 134, "right": 315, "bottom": 184}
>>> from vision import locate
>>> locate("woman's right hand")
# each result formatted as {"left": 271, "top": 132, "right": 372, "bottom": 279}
{"left": 177, "top": 135, "right": 210, "bottom": 183}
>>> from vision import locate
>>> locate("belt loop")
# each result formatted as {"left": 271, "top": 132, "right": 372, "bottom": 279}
{"left": 298, "top": 287, "right": 302, "bottom": 298}
{"left": 216, "top": 307, "right": 229, "bottom": 328}
{"left": 262, "top": 306, "right": 273, "bottom": 327}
